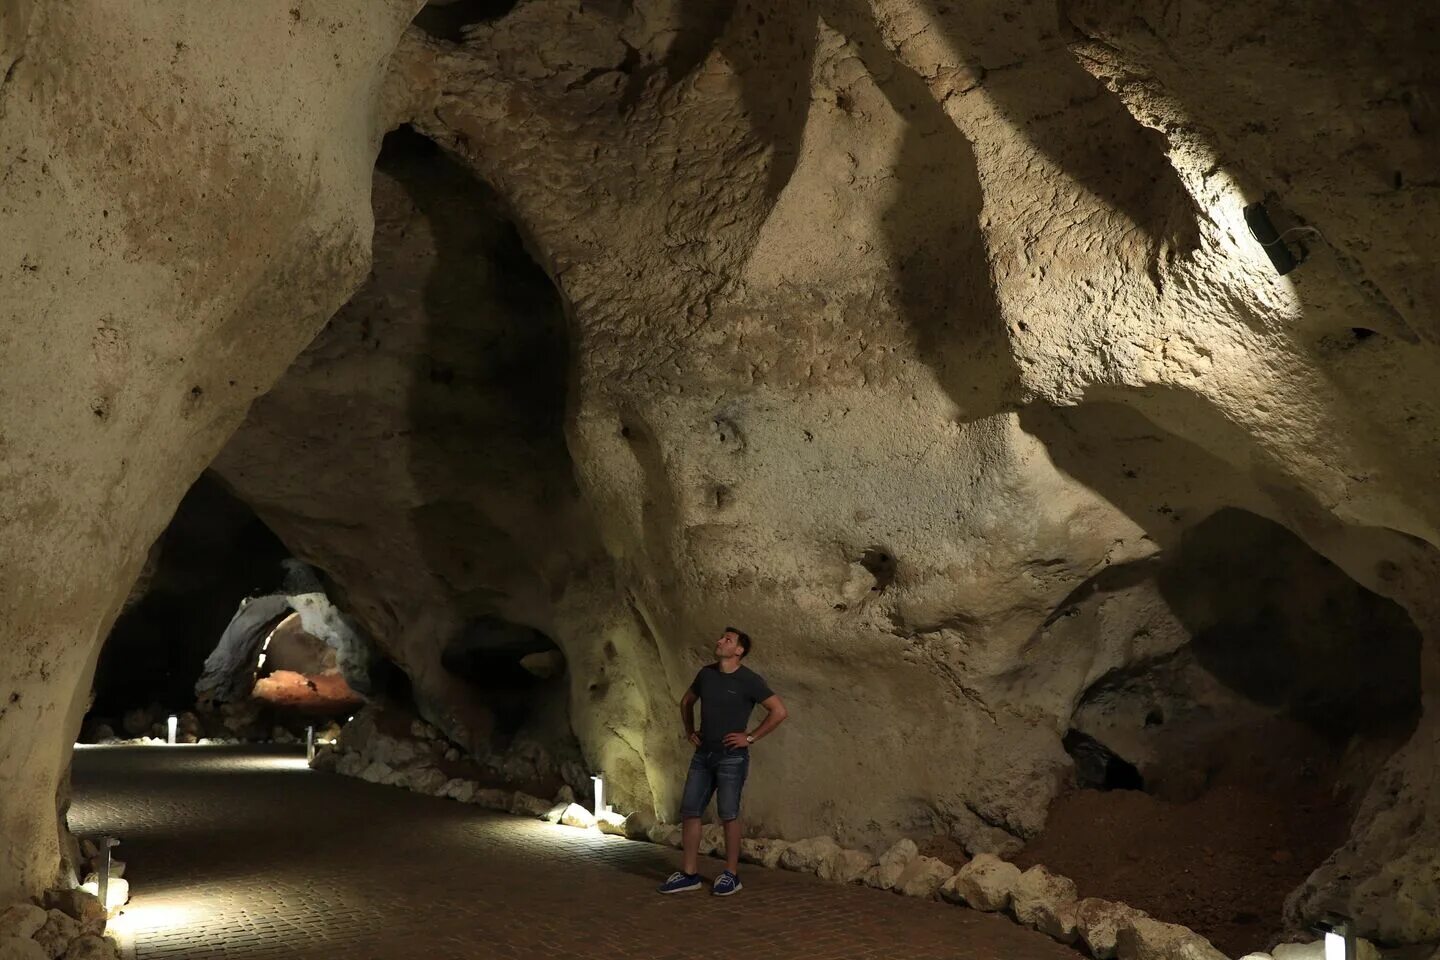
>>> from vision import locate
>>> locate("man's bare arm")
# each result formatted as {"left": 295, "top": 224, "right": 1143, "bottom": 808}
{"left": 680, "top": 689, "right": 700, "bottom": 746}
{"left": 746, "top": 694, "right": 788, "bottom": 744}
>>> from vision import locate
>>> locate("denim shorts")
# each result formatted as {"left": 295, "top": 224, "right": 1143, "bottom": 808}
{"left": 679, "top": 748, "right": 750, "bottom": 821}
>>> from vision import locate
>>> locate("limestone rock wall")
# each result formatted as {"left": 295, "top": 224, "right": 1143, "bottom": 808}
{"left": 4, "top": 0, "right": 1438, "bottom": 945}
{"left": 0, "top": 0, "right": 419, "bottom": 902}
{"left": 364, "top": 0, "right": 1440, "bottom": 941}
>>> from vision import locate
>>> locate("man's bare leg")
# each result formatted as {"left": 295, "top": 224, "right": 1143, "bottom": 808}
{"left": 681, "top": 816, "right": 704, "bottom": 875}
{"left": 723, "top": 818, "right": 742, "bottom": 874}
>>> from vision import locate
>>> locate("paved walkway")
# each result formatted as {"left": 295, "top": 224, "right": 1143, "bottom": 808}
{"left": 71, "top": 746, "right": 1078, "bottom": 960}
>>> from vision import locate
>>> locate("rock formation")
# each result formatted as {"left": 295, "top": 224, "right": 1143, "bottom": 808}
{"left": 4, "top": 0, "right": 1439, "bottom": 948}
{"left": 0, "top": 0, "right": 421, "bottom": 902}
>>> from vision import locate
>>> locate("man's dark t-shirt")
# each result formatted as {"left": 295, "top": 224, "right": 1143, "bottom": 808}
{"left": 690, "top": 664, "right": 773, "bottom": 751}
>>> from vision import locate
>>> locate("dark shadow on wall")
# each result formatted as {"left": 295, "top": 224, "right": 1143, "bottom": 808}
{"left": 1159, "top": 507, "right": 1421, "bottom": 742}
{"left": 1019, "top": 398, "right": 1423, "bottom": 778}
{"left": 825, "top": 1, "right": 1022, "bottom": 418}
{"left": 382, "top": 124, "right": 574, "bottom": 629}
{"left": 93, "top": 474, "right": 289, "bottom": 715}
{"left": 641, "top": 0, "right": 819, "bottom": 201}
{"left": 374, "top": 126, "right": 586, "bottom": 754}
{"left": 918, "top": 0, "right": 1200, "bottom": 255}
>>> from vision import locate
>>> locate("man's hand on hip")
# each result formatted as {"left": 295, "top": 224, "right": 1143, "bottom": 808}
{"left": 722, "top": 732, "right": 751, "bottom": 749}
{"left": 688, "top": 732, "right": 701, "bottom": 748}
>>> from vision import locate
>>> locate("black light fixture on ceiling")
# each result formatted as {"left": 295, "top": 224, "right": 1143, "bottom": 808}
{"left": 1244, "top": 201, "right": 1325, "bottom": 276}
{"left": 1243, "top": 202, "right": 1300, "bottom": 275}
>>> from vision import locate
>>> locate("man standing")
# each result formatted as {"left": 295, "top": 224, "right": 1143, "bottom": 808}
{"left": 658, "top": 626, "right": 788, "bottom": 896}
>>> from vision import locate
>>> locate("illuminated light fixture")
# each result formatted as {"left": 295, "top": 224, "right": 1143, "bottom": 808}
{"left": 1315, "top": 915, "right": 1357, "bottom": 960}
{"left": 306, "top": 725, "right": 315, "bottom": 763}
{"left": 590, "top": 774, "right": 607, "bottom": 817}
{"left": 86, "top": 837, "right": 123, "bottom": 913}
{"left": 166, "top": 715, "right": 178, "bottom": 745}
{"left": 256, "top": 653, "right": 268, "bottom": 670}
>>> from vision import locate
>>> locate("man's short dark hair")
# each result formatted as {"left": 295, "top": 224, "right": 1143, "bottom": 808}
{"left": 725, "top": 626, "right": 752, "bottom": 658}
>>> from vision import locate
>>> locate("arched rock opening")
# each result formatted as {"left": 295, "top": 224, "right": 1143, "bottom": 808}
{"left": 1020, "top": 508, "right": 1422, "bottom": 955}
{"left": 85, "top": 477, "right": 373, "bottom": 745}
{"left": 207, "top": 121, "right": 595, "bottom": 797}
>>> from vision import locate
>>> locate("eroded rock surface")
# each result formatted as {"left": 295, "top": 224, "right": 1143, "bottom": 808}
{"left": 0, "top": 0, "right": 421, "bottom": 902}
{"left": 5, "top": 0, "right": 1439, "bottom": 948}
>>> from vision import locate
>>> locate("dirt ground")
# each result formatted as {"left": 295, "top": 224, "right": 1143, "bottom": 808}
{"left": 1013, "top": 783, "right": 1351, "bottom": 956}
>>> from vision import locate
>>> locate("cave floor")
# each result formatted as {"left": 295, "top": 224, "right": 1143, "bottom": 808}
{"left": 71, "top": 746, "right": 1079, "bottom": 960}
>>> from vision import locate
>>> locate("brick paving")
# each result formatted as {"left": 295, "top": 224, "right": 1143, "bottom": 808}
{"left": 70, "top": 746, "right": 1079, "bottom": 960}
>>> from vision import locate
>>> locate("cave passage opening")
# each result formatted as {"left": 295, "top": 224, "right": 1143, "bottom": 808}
{"left": 82, "top": 474, "right": 374, "bottom": 748}
{"left": 1025, "top": 507, "right": 1423, "bottom": 956}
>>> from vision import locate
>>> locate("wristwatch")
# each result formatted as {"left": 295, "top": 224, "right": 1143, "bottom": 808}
{"left": 745, "top": 734, "right": 754, "bottom": 745}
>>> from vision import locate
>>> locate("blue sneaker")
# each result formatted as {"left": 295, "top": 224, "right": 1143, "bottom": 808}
{"left": 658, "top": 870, "right": 702, "bottom": 894}
{"left": 711, "top": 870, "right": 743, "bottom": 896}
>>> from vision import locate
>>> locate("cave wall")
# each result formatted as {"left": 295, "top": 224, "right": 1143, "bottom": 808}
{"left": 0, "top": 0, "right": 420, "bottom": 902}
{"left": 210, "top": 126, "right": 599, "bottom": 770}
{"left": 2, "top": 0, "right": 1437, "bottom": 944}
{"left": 368, "top": 0, "right": 1440, "bottom": 940}
{"left": 92, "top": 474, "right": 289, "bottom": 717}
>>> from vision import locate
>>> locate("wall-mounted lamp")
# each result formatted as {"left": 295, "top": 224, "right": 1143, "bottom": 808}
{"left": 1244, "top": 202, "right": 1300, "bottom": 275}
{"left": 166, "top": 715, "right": 178, "bottom": 745}
{"left": 306, "top": 725, "right": 315, "bottom": 763}
{"left": 1244, "top": 202, "right": 1326, "bottom": 276}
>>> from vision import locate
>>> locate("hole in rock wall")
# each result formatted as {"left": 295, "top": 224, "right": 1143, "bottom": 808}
{"left": 1062, "top": 730, "right": 1145, "bottom": 792}
{"left": 440, "top": 616, "right": 568, "bottom": 746}
{"left": 84, "top": 474, "right": 369, "bottom": 744}
{"left": 1019, "top": 508, "right": 1422, "bottom": 956}
{"left": 411, "top": 0, "right": 518, "bottom": 42}
{"left": 859, "top": 547, "right": 898, "bottom": 592}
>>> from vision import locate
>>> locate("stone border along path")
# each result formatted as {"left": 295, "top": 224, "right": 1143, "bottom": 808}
{"left": 319, "top": 736, "right": 1379, "bottom": 960}
{"left": 69, "top": 745, "right": 1083, "bottom": 960}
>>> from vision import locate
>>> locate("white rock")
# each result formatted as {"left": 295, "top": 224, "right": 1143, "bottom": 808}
{"left": 554, "top": 784, "right": 576, "bottom": 805}
{"left": 1237, "top": 954, "right": 1274, "bottom": 960}
{"left": 872, "top": 838, "right": 919, "bottom": 890}
{"left": 1273, "top": 944, "right": 1324, "bottom": 960}
{"left": 595, "top": 811, "right": 628, "bottom": 836}
{"left": 442, "top": 779, "right": 477, "bottom": 803}
{"left": 542, "top": 802, "right": 567, "bottom": 824}
{"left": 358, "top": 761, "right": 393, "bottom": 784}
{"left": 739, "top": 838, "right": 791, "bottom": 869}
{"left": 623, "top": 810, "right": 656, "bottom": 841}
{"left": 0, "top": 905, "right": 46, "bottom": 941}
{"left": 0, "top": 937, "right": 47, "bottom": 960}
{"left": 401, "top": 766, "right": 447, "bottom": 795}
{"left": 944, "top": 854, "right": 1021, "bottom": 912}
{"left": 817, "top": 848, "right": 874, "bottom": 884}
{"left": 649, "top": 825, "right": 684, "bottom": 849}
{"left": 41, "top": 892, "right": 103, "bottom": 936}
{"left": 700, "top": 823, "right": 726, "bottom": 857}
{"left": 33, "top": 909, "right": 79, "bottom": 960}
{"left": 1117, "top": 917, "right": 1227, "bottom": 960}
{"left": 779, "top": 836, "right": 842, "bottom": 873}
{"left": 77, "top": 879, "right": 127, "bottom": 914}
{"left": 510, "top": 792, "right": 553, "bottom": 817}
{"left": 471, "top": 788, "right": 512, "bottom": 810}
{"left": 335, "top": 752, "right": 365, "bottom": 777}
{"left": 1075, "top": 898, "right": 1148, "bottom": 959}
{"left": 895, "top": 856, "right": 956, "bottom": 899}
{"left": 1012, "top": 865, "right": 1079, "bottom": 941}
{"left": 559, "top": 803, "right": 597, "bottom": 829}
